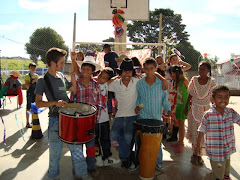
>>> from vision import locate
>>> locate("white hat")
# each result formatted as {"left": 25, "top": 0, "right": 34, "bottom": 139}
{"left": 77, "top": 56, "right": 101, "bottom": 72}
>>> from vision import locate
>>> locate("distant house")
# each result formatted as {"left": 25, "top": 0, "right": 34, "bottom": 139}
{"left": 215, "top": 55, "right": 240, "bottom": 89}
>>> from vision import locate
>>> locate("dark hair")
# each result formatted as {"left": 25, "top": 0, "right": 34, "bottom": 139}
{"left": 29, "top": 62, "right": 36, "bottom": 68}
{"left": 199, "top": 61, "right": 212, "bottom": 76}
{"left": 131, "top": 57, "right": 141, "bottom": 67}
{"left": 46, "top": 47, "right": 67, "bottom": 66}
{"left": 82, "top": 63, "right": 96, "bottom": 72}
{"left": 168, "top": 65, "right": 184, "bottom": 90}
{"left": 143, "top": 58, "right": 157, "bottom": 68}
{"left": 102, "top": 67, "right": 114, "bottom": 80}
{"left": 169, "top": 54, "right": 178, "bottom": 61}
{"left": 212, "top": 85, "right": 230, "bottom": 97}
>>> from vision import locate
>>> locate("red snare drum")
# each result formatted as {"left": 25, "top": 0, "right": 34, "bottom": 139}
{"left": 59, "top": 102, "right": 97, "bottom": 144}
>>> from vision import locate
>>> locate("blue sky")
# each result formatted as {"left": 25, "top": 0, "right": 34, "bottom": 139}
{"left": 0, "top": 0, "right": 240, "bottom": 61}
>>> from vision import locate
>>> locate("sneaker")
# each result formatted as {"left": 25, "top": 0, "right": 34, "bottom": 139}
{"left": 103, "top": 156, "right": 120, "bottom": 166}
{"left": 128, "top": 163, "right": 139, "bottom": 172}
{"left": 156, "top": 164, "right": 164, "bottom": 173}
{"left": 88, "top": 169, "right": 97, "bottom": 176}
{"left": 26, "top": 123, "right": 32, "bottom": 128}
{"left": 197, "top": 156, "right": 204, "bottom": 166}
{"left": 121, "top": 160, "right": 131, "bottom": 168}
{"left": 95, "top": 156, "right": 104, "bottom": 167}
{"left": 224, "top": 175, "right": 232, "bottom": 180}
{"left": 191, "top": 154, "right": 199, "bottom": 165}
{"left": 175, "top": 145, "right": 184, "bottom": 153}
{"left": 167, "top": 136, "right": 178, "bottom": 142}
{"left": 81, "top": 174, "right": 93, "bottom": 180}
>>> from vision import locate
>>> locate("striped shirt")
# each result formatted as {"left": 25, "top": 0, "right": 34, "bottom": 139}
{"left": 136, "top": 77, "right": 170, "bottom": 120}
{"left": 198, "top": 106, "right": 240, "bottom": 161}
{"left": 75, "top": 78, "right": 102, "bottom": 122}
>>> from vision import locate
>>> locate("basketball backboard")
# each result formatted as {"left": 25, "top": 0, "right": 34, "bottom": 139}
{"left": 89, "top": 0, "right": 149, "bottom": 21}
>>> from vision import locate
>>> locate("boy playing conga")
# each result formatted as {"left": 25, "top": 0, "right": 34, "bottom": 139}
{"left": 135, "top": 58, "right": 174, "bottom": 172}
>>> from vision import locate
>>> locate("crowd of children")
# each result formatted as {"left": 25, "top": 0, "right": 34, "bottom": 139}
{"left": 3, "top": 44, "right": 238, "bottom": 180}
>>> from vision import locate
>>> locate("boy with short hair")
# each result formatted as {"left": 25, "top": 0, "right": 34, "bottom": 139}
{"left": 73, "top": 56, "right": 102, "bottom": 175}
{"left": 95, "top": 67, "right": 120, "bottom": 167}
{"left": 24, "top": 62, "right": 38, "bottom": 128}
{"left": 195, "top": 85, "right": 240, "bottom": 180}
{"left": 135, "top": 58, "right": 174, "bottom": 171}
{"left": 35, "top": 48, "right": 92, "bottom": 180}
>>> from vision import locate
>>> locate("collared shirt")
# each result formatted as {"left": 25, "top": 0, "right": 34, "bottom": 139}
{"left": 198, "top": 106, "right": 240, "bottom": 161}
{"left": 75, "top": 78, "right": 101, "bottom": 122}
{"left": 108, "top": 77, "right": 139, "bottom": 117}
{"left": 136, "top": 77, "right": 170, "bottom": 120}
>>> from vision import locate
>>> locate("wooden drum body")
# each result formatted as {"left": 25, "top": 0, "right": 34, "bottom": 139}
{"left": 134, "top": 119, "right": 165, "bottom": 180}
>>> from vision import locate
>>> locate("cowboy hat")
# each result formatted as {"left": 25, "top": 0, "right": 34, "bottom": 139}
{"left": 116, "top": 58, "right": 135, "bottom": 71}
{"left": 10, "top": 70, "right": 21, "bottom": 77}
{"left": 77, "top": 56, "right": 101, "bottom": 72}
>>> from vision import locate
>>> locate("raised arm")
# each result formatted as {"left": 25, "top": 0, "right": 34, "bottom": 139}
{"left": 179, "top": 60, "right": 192, "bottom": 71}
{"left": 71, "top": 52, "right": 82, "bottom": 77}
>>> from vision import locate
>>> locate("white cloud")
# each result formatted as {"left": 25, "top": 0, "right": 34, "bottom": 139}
{"left": 0, "top": 23, "right": 24, "bottom": 31}
{"left": 181, "top": 13, "right": 216, "bottom": 27}
{"left": 189, "top": 28, "right": 240, "bottom": 60}
{"left": 18, "top": 0, "right": 88, "bottom": 13}
{"left": 206, "top": 0, "right": 240, "bottom": 16}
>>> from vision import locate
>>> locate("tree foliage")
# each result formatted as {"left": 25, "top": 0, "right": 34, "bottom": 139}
{"left": 25, "top": 27, "right": 68, "bottom": 64}
{"left": 127, "top": 8, "right": 202, "bottom": 70}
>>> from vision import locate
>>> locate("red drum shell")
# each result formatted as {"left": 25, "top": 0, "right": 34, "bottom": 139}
{"left": 59, "top": 103, "right": 96, "bottom": 144}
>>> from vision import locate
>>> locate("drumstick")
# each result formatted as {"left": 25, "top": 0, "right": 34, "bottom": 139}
{"left": 65, "top": 103, "right": 90, "bottom": 111}
{"left": 65, "top": 104, "right": 84, "bottom": 109}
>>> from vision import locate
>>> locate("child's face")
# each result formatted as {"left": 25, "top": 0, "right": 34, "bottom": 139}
{"left": 29, "top": 66, "right": 36, "bottom": 73}
{"left": 143, "top": 64, "right": 157, "bottom": 77}
{"left": 170, "top": 72, "right": 176, "bottom": 80}
{"left": 169, "top": 56, "right": 179, "bottom": 65}
{"left": 198, "top": 64, "right": 210, "bottom": 77}
{"left": 212, "top": 90, "right": 230, "bottom": 110}
{"left": 156, "top": 57, "right": 163, "bottom": 65}
{"left": 77, "top": 53, "right": 84, "bottom": 61}
{"left": 81, "top": 65, "right": 94, "bottom": 78}
{"left": 55, "top": 57, "right": 65, "bottom": 71}
{"left": 97, "top": 71, "right": 109, "bottom": 84}
{"left": 121, "top": 70, "right": 133, "bottom": 81}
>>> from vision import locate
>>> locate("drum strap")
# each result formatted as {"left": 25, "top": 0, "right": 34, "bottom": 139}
{"left": 44, "top": 74, "right": 56, "bottom": 100}
{"left": 44, "top": 74, "right": 59, "bottom": 112}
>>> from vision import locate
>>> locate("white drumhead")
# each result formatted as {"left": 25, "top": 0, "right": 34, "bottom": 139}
{"left": 59, "top": 103, "right": 96, "bottom": 116}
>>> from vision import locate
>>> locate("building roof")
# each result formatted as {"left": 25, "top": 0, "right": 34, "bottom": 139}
{"left": 216, "top": 55, "right": 240, "bottom": 65}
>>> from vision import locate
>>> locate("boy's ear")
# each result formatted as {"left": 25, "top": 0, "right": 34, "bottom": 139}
{"left": 210, "top": 97, "right": 215, "bottom": 104}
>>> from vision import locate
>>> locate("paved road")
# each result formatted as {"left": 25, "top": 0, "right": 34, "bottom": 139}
{"left": 0, "top": 90, "right": 240, "bottom": 180}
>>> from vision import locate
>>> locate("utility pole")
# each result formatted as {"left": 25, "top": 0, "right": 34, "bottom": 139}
{"left": 158, "top": 13, "right": 163, "bottom": 55}
{"left": 0, "top": 50, "right": 2, "bottom": 89}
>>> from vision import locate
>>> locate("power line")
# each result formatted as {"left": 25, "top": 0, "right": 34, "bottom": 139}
{"left": 0, "top": 35, "right": 47, "bottom": 52}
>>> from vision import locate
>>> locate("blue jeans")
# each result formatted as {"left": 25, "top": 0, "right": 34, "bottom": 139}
{"left": 48, "top": 117, "right": 87, "bottom": 179}
{"left": 110, "top": 115, "right": 137, "bottom": 161}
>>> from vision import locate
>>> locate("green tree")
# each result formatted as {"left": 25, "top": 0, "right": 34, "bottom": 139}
{"left": 175, "top": 41, "right": 202, "bottom": 71}
{"left": 127, "top": 8, "right": 202, "bottom": 70}
{"left": 25, "top": 27, "right": 68, "bottom": 64}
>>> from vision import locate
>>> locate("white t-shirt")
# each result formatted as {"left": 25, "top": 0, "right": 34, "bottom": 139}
{"left": 108, "top": 77, "right": 140, "bottom": 117}
{"left": 99, "top": 83, "right": 109, "bottom": 123}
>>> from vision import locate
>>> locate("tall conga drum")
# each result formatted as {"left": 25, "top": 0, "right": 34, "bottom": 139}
{"left": 59, "top": 102, "right": 97, "bottom": 144}
{"left": 134, "top": 119, "right": 165, "bottom": 180}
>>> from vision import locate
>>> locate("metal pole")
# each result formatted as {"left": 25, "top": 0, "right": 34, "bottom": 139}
{"left": 0, "top": 50, "right": 2, "bottom": 89}
{"left": 158, "top": 13, "right": 162, "bottom": 55}
{"left": 72, "top": 13, "right": 76, "bottom": 51}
